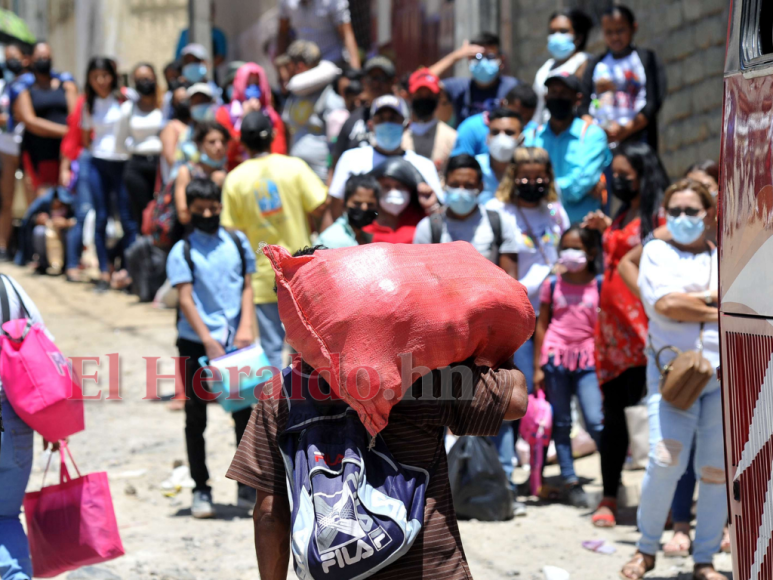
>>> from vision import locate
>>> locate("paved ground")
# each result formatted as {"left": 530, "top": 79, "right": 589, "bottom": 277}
{"left": 6, "top": 263, "right": 733, "bottom": 580}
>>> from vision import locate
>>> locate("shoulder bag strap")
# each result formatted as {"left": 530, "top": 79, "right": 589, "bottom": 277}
{"left": 183, "top": 238, "right": 194, "bottom": 282}
{"left": 429, "top": 213, "right": 444, "bottom": 244}
{"left": 486, "top": 209, "right": 503, "bottom": 251}
{"left": 0, "top": 275, "right": 10, "bottom": 325}
{"left": 515, "top": 205, "right": 551, "bottom": 266}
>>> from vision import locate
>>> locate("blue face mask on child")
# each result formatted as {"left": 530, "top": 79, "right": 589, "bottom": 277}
{"left": 200, "top": 153, "right": 225, "bottom": 169}
{"left": 547, "top": 33, "right": 576, "bottom": 60}
{"left": 469, "top": 58, "right": 500, "bottom": 85}
{"left": 445, "top": 187, "right": 479, "bottom": 216}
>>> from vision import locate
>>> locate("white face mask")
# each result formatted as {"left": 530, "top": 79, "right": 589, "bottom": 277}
{"left": 488, "top": 133, "right": 518, "bottom": 163}
{"left": 379, "top": 189, "right": 411, "bottom": 216}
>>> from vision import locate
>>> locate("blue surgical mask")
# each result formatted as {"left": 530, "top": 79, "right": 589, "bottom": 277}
{"left": 445, "top": 187, "right": 479, "bottom": 216}
{"left": 469, "top": 58, "right": 500, "bottom": 85}
{"left": 244, "top": 84, "right": 262, "bottom": 100}
{"left": 199, "top": 152, "right": 225, "bottom": 169}
{"left": 373, "top": 122, "right": 404, "bottom": 152}
{"left": 547, "top": 33, "right": 576, "bottom": 60}
{"left": 190, "top": 103, "right": 214, "bottom": 122}
{"left": 182, "top": 62, "right": 207, "bottom": 83}
{"left": 667, "top": 214, "right": 705, "bottom": 245}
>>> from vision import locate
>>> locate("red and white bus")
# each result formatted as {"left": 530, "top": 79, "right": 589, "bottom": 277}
{"left": 721, "top": 1, "right": 773, "bottom": 579}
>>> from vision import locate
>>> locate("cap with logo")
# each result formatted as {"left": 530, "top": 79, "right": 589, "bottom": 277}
{"left": 370, "top": 95, "right": 410, "bottom": 120}
{"left": 544, "top": 71, "right": 581, "bottom": 94}
{"left": 241, "top": 111, "right": 274, "bottom": 143}
{"left": 408, "top": 68, "right": 440, "bottom": 94}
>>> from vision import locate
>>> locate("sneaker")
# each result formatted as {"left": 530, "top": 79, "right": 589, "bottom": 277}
{"left": 191, "top": 490, "right": 216, "bottom": 519}
{"left": 237, "top": 485, "right": 257, "bottom": 510}
{"left": 566, "top": 484, "right": 589, "bottom": 508}
{"left": 512, "top": 500, "right": 527, "bottom": 517}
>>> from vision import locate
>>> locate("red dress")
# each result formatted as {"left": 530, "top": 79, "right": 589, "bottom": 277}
{"left": 363, "top": 205, "right": 424, "bottom": 244}
{"left": 594, "top": 214, "right": 652, "bottom": 385}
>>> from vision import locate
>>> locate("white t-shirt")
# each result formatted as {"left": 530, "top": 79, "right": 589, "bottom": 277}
{"left": 486, "top": 198, "right": 570, "bottom": 312}
{"left": 533, "top": 52, "right": 589, "bottom": 126}
{"left": 329, "top": 147, "right": 444, "bottom": 202}
{"left": 590, "top": 51, "right": 647, "bottom": 127}
{"left": 81, "top": 96, "right": 129, "bottom": 161}
{"left": 638, "top": 240, "right": 719, "bottom": 369}
{"left": 115, "top": 101, "right": 164, "bottom": 156}
{"left": 412, "top": 206, "right": 521, "bottom": 263}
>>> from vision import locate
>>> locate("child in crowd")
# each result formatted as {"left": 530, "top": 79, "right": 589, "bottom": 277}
{"left": 166, "top": 177, "right": 258, "bottom": 518}
{"left": 533, "top": 225, "right": 604, "bottom": 508}
{"left": 318, "top": 173, "right": 380, "bottom": 248}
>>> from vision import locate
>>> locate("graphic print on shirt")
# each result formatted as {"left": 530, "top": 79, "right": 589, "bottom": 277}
{"left": 253, "top": 178, "right": 283, "bottom": 217}
{"left": 520, "top": 226, "right": 559, "bottom": 253}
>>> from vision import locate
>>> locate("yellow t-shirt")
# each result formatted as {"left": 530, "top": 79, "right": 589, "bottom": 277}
{"left": 221, "top": 154, "right": 328, "bottom": 304}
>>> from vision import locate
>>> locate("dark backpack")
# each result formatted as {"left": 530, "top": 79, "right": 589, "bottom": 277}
{"left": 429, "top": 210, "right": 503, "bottom": 250}
{"left": 143, "top": 176, "right": 178, "bottom": 251}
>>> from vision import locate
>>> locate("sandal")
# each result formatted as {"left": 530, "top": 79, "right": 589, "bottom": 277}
{"left": 592, "top": 497, "right": 617, "bottom": 528}
{"left": 620, "top": 552, "right": 655, "bottom": 580}
{"left": 693, "top": 564, "right": 727, "bottom": 580}
{"left": 663, "top": 526, "right": 692, "bottom": 557}
{"left": 720, "top": 527, "right": 731, "bottom": 553}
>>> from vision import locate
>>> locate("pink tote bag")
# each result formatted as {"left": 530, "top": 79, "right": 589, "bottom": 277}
{"left": 519, "top": 390, "right": 553, "bottom": 496}
{"left": 23, "top": 442, "right": 125, "bottom": 577}
{"left": 0, "top": 318, "right": 84, "bottom": 441}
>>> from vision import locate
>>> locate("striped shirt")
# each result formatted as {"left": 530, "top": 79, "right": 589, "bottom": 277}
{"left": 227, "top": 359, "right": 517, "bottom": 580}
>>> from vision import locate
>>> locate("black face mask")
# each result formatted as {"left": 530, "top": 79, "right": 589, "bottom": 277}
{"left": 135, "top": 79, "right": 157, "bottom": 96}
{"left": 611, "top": 175, "right": 638, "bottom": 203}
{"left": 167, "top": 78, "right": 183, "bottom": 92}
{"left": 5, "top": 58, "right": 23, "bottom": 75}
{"left": 411, "top": 97, "right": 438, "bottom": 119}
{"left": 515, "top": 182, "right": 548, "bottom": 203}
{"left": 190, "top": 212, "right": 220, "bottom": 235}
{"left": 32, "top": 58, "right": 52, "bottom": 75}
{"left": 347, "top": 206, "right": 378, "bottom": 229}
{"left": 173, "top": 100, "right": 191, "bottom": 121}
{"left": 545, "top": 97, "right": 574, "bottom": 121}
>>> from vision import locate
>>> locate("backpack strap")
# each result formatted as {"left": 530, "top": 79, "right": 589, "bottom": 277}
{"left": 486, "top": 209, "right": 503, "bottom": 251}
{"left": 226, "top": 229, "right": 247, "bottom": 280}
{"left": 548, "top": 274, "right": 558, "bottom": 303}
{"left": 429, "top": 213, "right": 444, "bottom": 244}
{"left": 0, "top": 275, "right": 10, "bottom": 325}
{"left": 183, "top": 238, "right": 194, "bottom": 283}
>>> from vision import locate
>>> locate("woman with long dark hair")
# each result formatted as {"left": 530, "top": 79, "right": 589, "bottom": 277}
{"left": 581, "top": 141, "right": 670, "bottom": 527}
{"left": 81, "top": 57, "right": 135, "bottom": 292}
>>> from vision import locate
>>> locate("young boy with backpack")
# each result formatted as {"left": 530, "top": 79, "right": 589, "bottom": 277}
{"left": 166, "top": 177, "right": 258, "bottom": 518}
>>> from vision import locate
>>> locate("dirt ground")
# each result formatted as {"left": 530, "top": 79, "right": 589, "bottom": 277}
{"left": 6, "top": 263, "right": 733, "bottom": 580}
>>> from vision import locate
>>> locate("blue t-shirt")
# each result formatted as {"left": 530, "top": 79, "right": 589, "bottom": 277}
{"left": 442, "top": 75, "right": 518, "bottom": 125}
{"left": 167, "top": 227, "right": 256, "bottom": 346}
{"left": 475, "top": 153, "right": 499, "bottom": 206}
{"left": 452, "top": 112, "right": 538, "bottom": 157}
{"left": 524, "top": 117, "right": 612, "bottom": 224}
{"left": 175, "top": 27, "right": 229, "bottom": 59}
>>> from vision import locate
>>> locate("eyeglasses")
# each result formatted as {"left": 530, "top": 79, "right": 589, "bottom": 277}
{"left": 473, "top": 52, "right": 501, "bottom": 61}
{"left": 516, "top": 178, "right": 548, "bottom": 186}
{"left": 666, "top": 206, "right": 706, "bottom": 218}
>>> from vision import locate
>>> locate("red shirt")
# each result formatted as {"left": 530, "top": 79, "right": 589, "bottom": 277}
{"left": 363, "top": 205, "right": 424, "bottom": 244}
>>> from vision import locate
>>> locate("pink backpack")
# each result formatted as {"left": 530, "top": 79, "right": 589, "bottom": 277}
{"left": 0, "top": 276, "right": 84, "bottom": 442}
{"left": 519, "top": 390, "right": 553, "bottom": 496}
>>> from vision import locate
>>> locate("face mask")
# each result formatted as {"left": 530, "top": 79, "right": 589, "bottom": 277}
{"left": 469, "top": 58, "right": 500, "bottom": 85}
{"left": 190, "top": 212, "right": 220, "bottom": 235}
{"left": 199, "top": 152, "right": 225, "bottom": 169}
{"left": 374, "top": 122, "right": 404, "bottom": 152}
{"left": 32, "top": 58, "right": 52, "bottom": 75}
{"left": 547, "top": 33, "right": 576, "bottom": 60}
{"left": 168, "top": 78, "right": 183, "bottom": 91}
{"left": 379, "top": 189, "right": 411, "bottom": 216}
{"left": 410, "top": 119, "right": 437, "bottom": 136}
{"left": 445, "top": 187, "right": 479, "bottom": 216}
{"left": 244, "top": 84, "right": 262, "bottom": 100}
{"left": 516, "top": 181, "right": 548, "bottom": 203}
{"left": 667, "top": 214, "right": 705, "bottom": 245}
{"left": 412, "top": 97, "right": 438, "bottom": 119}
{"left": 347, "top": 206, "right": 378, "bottom": 229}
{"left": 182, "top": 62, "right": 207, "bottom": 83}
{"left": 5, "top": 58, "right": 23, "bottom": 75}
{"left": 488, "top": 133, "right": 518, "bottom": 163}
{"left": 546, "top": 97, "right": 574, "bottom": 121}
{"left": 190, "top": 103, "right": 214, "bottom": 122}
{"left": 135, "top": 78, "right": 157, "bottom": 96}
{"left": 558, "top": 249, "right": 588, "bottom": 272}
{"left": 610, "top": 175, "right": 638, "bottom": 203}
{"left": 173, "top": 100, "right": 191, "bottom": 121}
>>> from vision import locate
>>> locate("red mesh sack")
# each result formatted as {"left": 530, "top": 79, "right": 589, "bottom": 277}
{"left": 263, "top": 242, "right": 535, "bottom": 435}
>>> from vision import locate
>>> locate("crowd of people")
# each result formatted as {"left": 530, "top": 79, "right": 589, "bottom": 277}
{"left": 0, "top": 2, "right": 729, "bottom": 580}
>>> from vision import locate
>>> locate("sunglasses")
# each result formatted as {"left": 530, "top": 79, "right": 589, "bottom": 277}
{"left": 473, "top": 52, "right": 501, "bottom": 61}
{"left": 516, "top": 178, "right": 549, "bottom": 186}
{"left": 666, "top": 206, "right": 705, "bottom": 218}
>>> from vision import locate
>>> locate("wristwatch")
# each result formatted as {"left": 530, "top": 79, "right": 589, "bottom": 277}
{"left": 704, "top": 290, "right": 712, "bottom": 305}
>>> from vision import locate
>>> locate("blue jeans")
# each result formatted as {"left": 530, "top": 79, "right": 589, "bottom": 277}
{"left": 0, "top": 395, "right": 34, "bottom": 579}
{"left": 255, "top": 303, "right": 285, "bottom": 370}
{"left": 89, "top": 157, "right": 136, "bottom": 273}
{"left": 637, "top": 355, "right": 726, "bottom": 564}
{"left": 543, "top": 358, "right": 604, "bottom": 484}
{"left": 672, "top": 440, "right": 697, "bottom": 523}
{"left": 66, "top": 150, "right": 93, "bottom": 270}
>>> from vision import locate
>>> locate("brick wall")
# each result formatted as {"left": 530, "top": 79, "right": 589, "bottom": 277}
{"left": 505, "top": 0, "right": 730, "bottom": 178}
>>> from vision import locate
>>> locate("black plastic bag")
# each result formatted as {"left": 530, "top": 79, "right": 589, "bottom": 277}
{"left": 125, "top": 236, "right": 168, "bottom": 303}
{"left": 448, "top": 436, "right": 514, "bottom": 521}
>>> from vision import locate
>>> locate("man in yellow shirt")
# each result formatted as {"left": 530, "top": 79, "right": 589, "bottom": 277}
{"left": 221, "top": 111, "right": 329, "bottom": 368}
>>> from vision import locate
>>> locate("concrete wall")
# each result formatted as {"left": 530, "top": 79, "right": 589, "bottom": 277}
{"left": 505, "top": 0, "right": 729, "bottom": 178}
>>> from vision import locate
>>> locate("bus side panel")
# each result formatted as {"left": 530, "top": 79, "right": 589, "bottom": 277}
{"left": 720, "top": 314, "right": 773, "bottom": 580}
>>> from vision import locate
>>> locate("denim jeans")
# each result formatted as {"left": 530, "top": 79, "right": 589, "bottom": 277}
{"left": 636, "top": 355, "right": 726, "bottom": 564}
{"left": 543, "top": 358, "right": 604, "bottom": 484}
{"left": 255, "top": 303, "right": 285, "bottom": 371}
{"left": 0, "top": 395, "right": 34, "bottom": 579}
{"left": 672, "top": 440, "right": 697, "bottom": 523}
{"left": 66, "top": 150, "right": 93, "bottom": 270}
{"left": 89, "top": 157, "right": 136, "bottom": 273}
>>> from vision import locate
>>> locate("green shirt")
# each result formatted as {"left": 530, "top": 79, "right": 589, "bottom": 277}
{"left": 317, "top": 215, "right": 359, "bottom": 249}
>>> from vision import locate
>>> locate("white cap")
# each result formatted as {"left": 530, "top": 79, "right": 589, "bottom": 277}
{"left": 186, "top": 82, "right": 214, "bottom": 99}
{"left": 181, "top": 43, "right": 208, "bottom": 61}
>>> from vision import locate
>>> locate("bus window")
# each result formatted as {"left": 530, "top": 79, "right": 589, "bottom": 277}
{"left": 743, "top": 0, "right": 773, "bottom": 66}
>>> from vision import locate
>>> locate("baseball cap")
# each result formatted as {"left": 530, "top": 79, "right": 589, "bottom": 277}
{"left": 181, "top": 43, "right": 209, "bottom": 61}
{"left": 186, "top": 82, "right": 214, "bottom": 99}
{"left": 408, "top": 68, "right": 440, "bottom": 94}
{"left": 241, "top": 111, "right": 274, "bottom": 143}
{"left": 370, "top": 95, "right": 410, "bottom": 119}
{"left": 364, "top": 56, "right": 396, "bottom": 78}
{"left": 544, "top": 71, "right": 581, "bottom": 93}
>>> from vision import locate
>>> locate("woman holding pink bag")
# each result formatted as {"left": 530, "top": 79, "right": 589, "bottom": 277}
{"left": 0, "top": 275, "right": 45, "bottom": 580}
